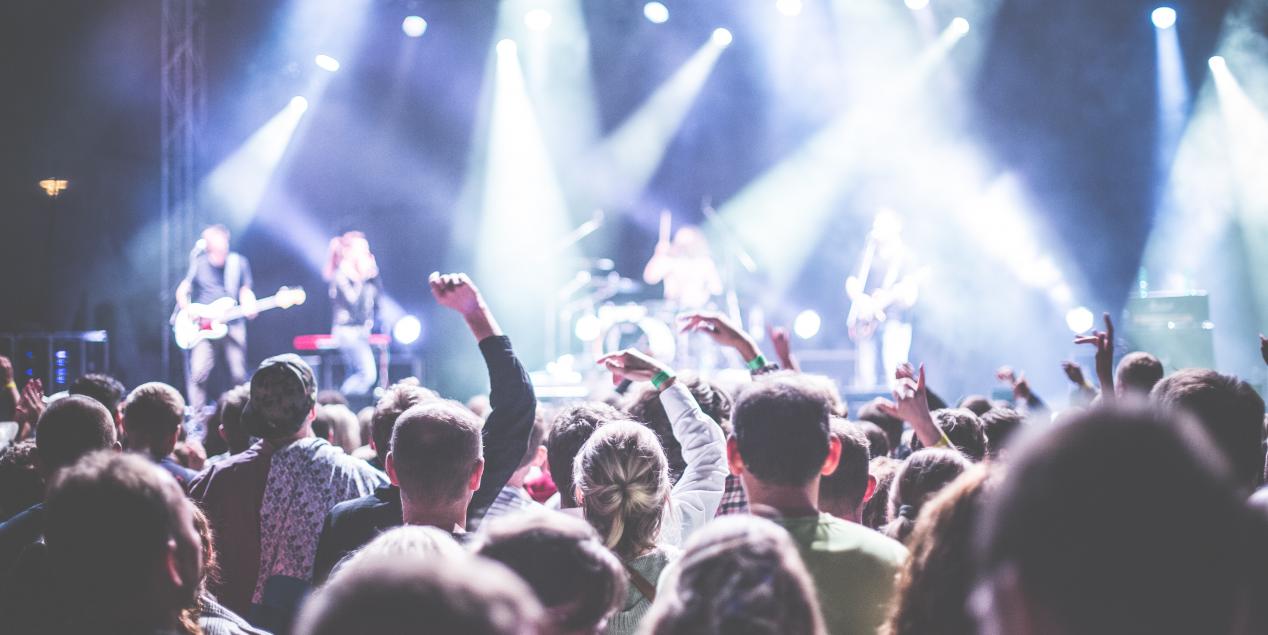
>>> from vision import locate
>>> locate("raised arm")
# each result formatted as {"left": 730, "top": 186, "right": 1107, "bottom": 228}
{"left": 597, "top": 349, "right": 727, "bottom": 545}
{"left": 429, "top": 272, "right": 535, "bottom": 518}
{"left": 679, "top": 311, "right": 777, "bottom": 375}
{"left": 878, "top": 364, "right": 953, "bottom": 451}
{"left": 1074, "top": 312, "right": 1116, "bottom": 403}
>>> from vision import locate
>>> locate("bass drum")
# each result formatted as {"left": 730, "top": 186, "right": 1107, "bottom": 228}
{"left": 601, "top": 314, "right": 676, "bottom": 363}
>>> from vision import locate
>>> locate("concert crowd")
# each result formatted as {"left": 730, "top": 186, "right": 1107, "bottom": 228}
{"left": 2, "top": 269, "right": 1267, "bottom": 635}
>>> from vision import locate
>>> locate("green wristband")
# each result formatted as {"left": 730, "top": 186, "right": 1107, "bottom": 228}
{"left": 745, "top": 354, "right": 768, "bottom": 371}
{"left": 651, "top": 370, "right": 676, "bottom": 390}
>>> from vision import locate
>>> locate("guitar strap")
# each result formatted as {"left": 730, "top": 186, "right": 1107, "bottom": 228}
{"left": 224, "top": 253, "right": 242, "bottom": 299}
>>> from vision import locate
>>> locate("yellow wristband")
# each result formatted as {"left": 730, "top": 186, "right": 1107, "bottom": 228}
{"left": 4, "top": 382, "right": 15, "bottom": 391}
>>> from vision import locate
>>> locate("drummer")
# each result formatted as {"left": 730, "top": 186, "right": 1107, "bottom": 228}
{"left": 642, "top": 210, "right": 723, "bottom": 312}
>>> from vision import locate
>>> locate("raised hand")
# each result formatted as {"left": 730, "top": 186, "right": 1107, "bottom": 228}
{"left": 15, "top": 378, "right": 44, "bottom": 439}
{"left": 1061, "top": 361, "right": 1088, "bottom": 387}
{"left": 1074, "top": 312, "right": 1115, "bottom": 400}
{"left": 430, "top": 272, "right": 500, "bottom": 340}
{"left": 678, "top": 311, "right": 760, "bottom": 362}
{"left": 767, "top": 325, "right": 798, "bottom": 371}
{"left": 876, "top": 363, "right": 944, "bottom": 449}
{"left": 596, "top": 348, "right": 675, "bottom": 388}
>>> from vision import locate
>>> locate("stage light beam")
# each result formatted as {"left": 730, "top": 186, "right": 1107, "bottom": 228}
{"left": 1065, "top": 307, "right": 1095, "bottom": 334}
{"left": 524, "top": 8, "right": 553, "bottom": 31}
{"left": 712, "top": 27, "right": 733, "bottom": 47}
{"left": 776, "top": 0, "right": 803, "bottom": 17}
{"left": 201, "top": 96, "right": 310, "bottom": 228}
{"left": 314, "top": 54, "right": 341, "bottom": 72}
{"left": 1152, "top": 7, "right": 1177, "bottom": 30}
{"left": 950, "top": 17, "right": 970, "bottom": 36}
{"left": 905, "top": 0, "right": 930, "bottom": 9}
{"left": 402, "top": 15, "right": 427, "bottom": 38}
{"left": 643, "top": 2, "right": 669, "bottom": 24}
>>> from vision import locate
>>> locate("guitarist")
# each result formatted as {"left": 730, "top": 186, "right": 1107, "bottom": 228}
{"left": 175, "top": 224, "right": 256, "bottom": 428}
{"left": 846, "top": 210, "right": 917, "bottom": 388}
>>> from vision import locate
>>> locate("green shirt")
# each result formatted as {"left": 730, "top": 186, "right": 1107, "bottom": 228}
{"left": 774, "top": 513, "right": 908, "bottom": 635}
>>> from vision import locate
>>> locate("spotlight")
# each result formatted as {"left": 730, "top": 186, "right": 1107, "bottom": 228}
{"left": 1065, "top": 307, "right": 1094, "bottom": 334}
{"left": 775, "top": 0, "right": 803, "bottom": 17}
{"left": 711, "top": 27, "right": 733, "bottom": 47}
{"left": 950, "top": 17, "right": 970, "bottom": 35}
{"left": 524, "top": 8, "right": 553, "bottom": 31}
{"left": 1208, "top": 55, "right": 1226, "bottom": 71}
{"left": 392, "top": 315, "right": 422, "bottom": 345}
{"left": 314, "top": 54, "right": 340, "bottom": 72}
{"left": 497, "top": 38, "right": 518, "bottom": 57}
{"left": 1151, "top": 7, "right": 1176, "bottom": 29}
{"left": 643, "top": 2, "right": 669, "bottom": 24}
{"left": 289, "top": 95, "right": 309, "bottom": 112}
{"left": 402, "top": 15, "right": 428, "bottom": 38}
{"left": 793, "top": 310, "right": 821, "bottom": 340}
{"left": 574, "top": 314, "right": 601, "bottom": 342}
{"left": 905, "top": 0, "right": 930, "bottom": 9}
{"left": 38, "top": 178, "right": 69, "bottom": 198}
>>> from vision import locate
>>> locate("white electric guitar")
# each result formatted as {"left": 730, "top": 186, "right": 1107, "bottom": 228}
{"left": 173, "top": 286, "right": 306, "bottom": 350}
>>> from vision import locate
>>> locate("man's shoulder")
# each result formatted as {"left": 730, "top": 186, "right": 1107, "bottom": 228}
{"left": 779, "top": 513, "right": 908, "bottom": 564}
{"left": 329, "top": 488, "right": 398, "bottom": 519}
{"left": 190, "top": 446, "right": 267, "bottom": 496}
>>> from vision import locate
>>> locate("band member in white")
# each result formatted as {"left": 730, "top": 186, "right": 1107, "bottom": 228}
{"left": 176, "top": 224, "right": 256, "bottom": 423}
{"left": 846, "top": 209, "right": 919, "bottom": 388}
{"left": 324, "top": 230, "right": 380, "bottom": 397}
{"left": 643, "top": 210, "right": 723, "bottom": 311}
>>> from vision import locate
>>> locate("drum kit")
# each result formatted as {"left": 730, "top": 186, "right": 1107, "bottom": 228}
{"left": 552, "top": 258, "right": 678, "bottom": 366}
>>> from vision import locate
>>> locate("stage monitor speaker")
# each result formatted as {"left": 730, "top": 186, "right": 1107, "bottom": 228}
{"left": 0, "top": 331, "right": 111, "bottom": 392}
{"left": 1122, "top": 293, "right": 1215, "bottom": 372}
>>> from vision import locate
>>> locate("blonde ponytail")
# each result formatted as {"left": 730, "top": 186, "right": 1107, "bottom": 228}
{"left": 574, "top": 421, "right": 670, "bottom": 559}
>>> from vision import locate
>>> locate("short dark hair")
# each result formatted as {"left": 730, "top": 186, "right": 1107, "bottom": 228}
{"left": 863, "top": 457, "right": 900, "bottom": 530}
{"left": 296, "top": 554, "right": 542, "bottom": 635}
{"left": 1151, "top": 369, "right": 1266, "bottom": 490}
{"left": 36, "top": 395, "right": 117, "bottom": 472}
{"left": 43, "top": 452, "right": 193, "bottom": 624}
{"left": 910, "top": 409, "right": 987, "bottom": 462}
{"left": 475, "top": 512, "right": 625, "bottom": 634}
{"left": 212, "top": 384, "right": 251, "bottom": 452}
{"left": 547, "top": 402, "right": 622, "bottom": 508}
{"left": 820, "top": 420, "right": 872, "bottom": 511}
{"left": 857, "top": 399, "right": 903, "bottom": 455}
{"left": 514, "top": 411, "right": 549, "bottom": 472}
{"left": 885, "top": 448, "right": 970, "bottom": 544}
{"left": 732, "top": 376, "right": 832, "bottom": 486}
{"left": 1115, "top": 352, "right": 1164, "bottom": 397}
{"left": 68, "top": 373, "right": 126, "bottom": 416}
{"left": 390, "top": 401, "right": 483, "bottom": 503}
{"left": 980, "top": 407, "right": 1024, "bottom": 460}
{"left": 316, "top": 390, "right": 349, "bottom": 406}
{"left": 854, "top": 420, "right": 890, "bottom": 459}
{"left": 122, "top": 383, "right": 186, "bottom": 450}
{"left": 626, "top": 375, "right": 732, "bottom": 483}
{"left": 372, "top": 382, "right": 439, "bottom": 466}
{"left": 978, "top": 406, "right": 1260, "bottom": 635}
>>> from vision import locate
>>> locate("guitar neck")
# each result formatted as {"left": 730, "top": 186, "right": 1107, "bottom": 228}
{"left": 220, "top": 296, "right": 284, "bottom": 322}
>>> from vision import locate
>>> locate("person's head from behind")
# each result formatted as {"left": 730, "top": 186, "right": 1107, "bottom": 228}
{"left": 388, "top": 401, "right": 484, "bottom": 526}
{"left": 957, "top": 395, "right": 993, "bottom": 417}
{"left": 979, "top": 407, "right": 1024, "bottom": 460}
{"left": 121, "top": 382, "right": 186, "bottom": 459}
{"left": 1151, "top": 368, "right": 1265, "bottom": 490}
{"left": 548, "top": 402, "right": 622, "bottom": 509}
{"left": 35, "top": 395, "right": 119, "bottom": 477}
{"left": 243, "top": 354, "right": 318, "bottom": 442}
{"left": 818, "top": 419, "right": 875, "bottom": 524}
{"left": 68, "top": 373, "right": 126, "bottom": 428}
{"left": 854, "top": 420, "right": 890, "bottom": 459}
{"left": 329, "top": 525, "right": 465, "bottom": 582}
{"left": 911, "top": 409, "right": 987, "bottom": 462}
{"left": 475, "top": 512, "right": 625, "bottom": 635}
{"left": 886, "top": 466, "right": 993, "bottom": 635}
{"left": 372, "top": 381, "right": 439, "bottom": 469}
{"left": 0, "top": 440, "right": 44, "bottom": 518}
{"left": 1115, "top": 352, "right": 1164, "bottom": 399}
{"left": 643, "top": 515, "right": 826, "bottom": 635}
{"left": 297, "top": 552, "right": 542, "bottom": 635}
{"left": 44, "top": 452, "right": 202, "bottom": 629}
{"left": 626, "top": 375, "right": 732, "bottom": 483}
{"left": 884, "top": 448, "right": 970, "bottom": 545}
{"left": 975, "top": 406, "right": 1264, "bottom": 635}
{"left": 316, "top": 389, "right": 348, "bottom": 407}
{"left": 213, "top": 384, "right": 252, "bottom": 454}
{"left": 314, "top": 403, "right": 360, "bottom": 453}
{"left": 509, "top": 411, "right": 550, "bottom": 488}
{"left": 857, "top": 398, "right": 904, "bottom": 456}
{"left": 729, "top": 376, "right": 841, "bottom": 509}
{"left": 863, "top": 456, "right": 900, "bottom": 530}
{"left": 201, "top": 224, "right": 230, "bottom": 264}
{"left": 573, "top": 421, "right": 670, "bottom": 559}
